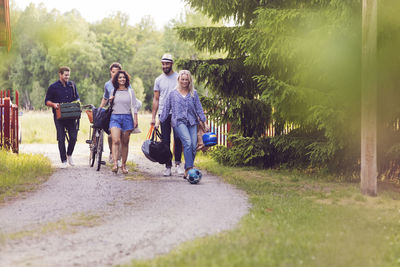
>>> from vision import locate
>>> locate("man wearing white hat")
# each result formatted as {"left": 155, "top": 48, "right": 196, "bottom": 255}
{"left": 151, "top": 53, "right": 183, "bottom": 176}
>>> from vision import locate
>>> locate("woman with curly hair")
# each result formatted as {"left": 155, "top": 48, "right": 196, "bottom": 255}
{"left": 109, "top": 70, "right": 138, "bottom": 174}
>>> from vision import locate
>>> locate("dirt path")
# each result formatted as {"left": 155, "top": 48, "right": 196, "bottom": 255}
{"left": 0, "top": 144, "right": 249, "bottom": 267}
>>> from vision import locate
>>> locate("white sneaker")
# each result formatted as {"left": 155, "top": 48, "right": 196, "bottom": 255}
{"left": 60, "top": 162, "right": 68, "bottom": 169}
{"left": 108, "top": 154, "right": 113, "bottom": 164}
{"left": 163, "top": 167, "right": 172, "bottom": 176}
{"left": 67, "top": 156, "right": 75, "bottom": 166}
{"left": 117, "top": 160, "right": 122, "bottom": 168}
{"left": 176, "top": 164, "right": 184, "bottom": 175}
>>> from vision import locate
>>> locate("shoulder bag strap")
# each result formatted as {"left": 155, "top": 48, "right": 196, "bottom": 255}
{"left": 128, "top": 89, "right": 136, "bottom": 115}
{"left": 71, "top": 82, "right": 78, "bottom": 99}
{"left": 109, "top": 87, "right": 118, "bottom": 110}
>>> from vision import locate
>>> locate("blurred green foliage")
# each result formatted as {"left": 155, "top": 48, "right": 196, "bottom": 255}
{"left": 180, "top": 0, "right": 400, "bottom": 177}
{"left": 0, "top": 4, "right": 217, "bottom": 110}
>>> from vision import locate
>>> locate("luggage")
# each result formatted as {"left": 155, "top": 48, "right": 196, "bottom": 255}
{"left": 142, "top": 126, "right": 172, "bottom": 164}
{"left": 142, "top": 127, "right": 157, "bottom": 162}
{"left": 56, "top": 103, "right": 81, "bottom": 120}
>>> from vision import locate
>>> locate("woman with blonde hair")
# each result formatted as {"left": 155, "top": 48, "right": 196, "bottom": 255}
{"left": 160, "top": 70, "right": 207, "bottom": 178}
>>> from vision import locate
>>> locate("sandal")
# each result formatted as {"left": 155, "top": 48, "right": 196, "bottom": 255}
{"left": 112, "top": 165, "right": 118, "bottom": 173}
{"left": 121, "top": 167, "right": 129, "bottom": 174}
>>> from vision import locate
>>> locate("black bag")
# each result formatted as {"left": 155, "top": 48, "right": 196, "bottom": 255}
{"left": 93, "top": 107, "right": 112, "bottom": 135}
{"left": 142, "top": 127, "right": 172, "bottom": 164}
{"left": 142, "top": 127, "right": 157, "bottom": 162}
{"left": 92, "top": 87, "right": 117, "bottom": 135}
{"left": 149, "top": 128, "right": 172, "bottom": 164}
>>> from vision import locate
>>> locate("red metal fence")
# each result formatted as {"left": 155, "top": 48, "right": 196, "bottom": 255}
{"left": 0, "top": 89, "right": 19, "bottom": 153}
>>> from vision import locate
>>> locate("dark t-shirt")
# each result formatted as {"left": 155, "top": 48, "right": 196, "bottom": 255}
{"left": 44, "top": 80, "right": 79, "bottom": 114}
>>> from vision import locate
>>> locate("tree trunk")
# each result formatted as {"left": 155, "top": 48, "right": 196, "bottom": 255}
{"left": 360, "top": 0, "right": 378, "bottom": 196}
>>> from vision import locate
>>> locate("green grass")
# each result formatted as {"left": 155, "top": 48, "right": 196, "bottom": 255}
{"left": 20, "top": 110, "right": 152, "bottom": 145}
{"left": 128, "top": 155, "right": 400, "bottom": 267}
{"left": 17, "top": 111, "right": 400, "bottom": 266}
{"left": 0, "top": 149, "right": 52, "bottom": 202}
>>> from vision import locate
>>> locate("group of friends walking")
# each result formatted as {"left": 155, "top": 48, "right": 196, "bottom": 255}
{"left": 44, "top": 53, "right": 207, "bottom": 178}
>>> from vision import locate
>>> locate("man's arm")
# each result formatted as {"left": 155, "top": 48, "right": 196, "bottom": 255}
{"left": 151, "top": 91, "right": 160, "bottom": 126}
{"left": 99, "top": 98, "right": 108, "bottom": 109}
{"left": 44, "top": 85, "right": 58, "bottom": 109}
{"left": 46, "top": 100, "right": 59, "bottom": 109}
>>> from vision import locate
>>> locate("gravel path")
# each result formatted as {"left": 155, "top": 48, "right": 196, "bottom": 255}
{"left": 0, "top": 143, "right": 249, "bottom": 266}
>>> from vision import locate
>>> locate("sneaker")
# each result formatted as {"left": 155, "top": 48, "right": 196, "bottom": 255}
{"left": 108, "top": 153, "right": 113, "bottom": 164}
{"left": 67, "top": 155, "right": 75, "bottom": 166}
{"left": 117, "top": 160, "right": 122, "bottom": 168}
{"left": 163, "top": 167, "right": 172, "bottom": 177}
{"left": 60, "top": 162, "right": 68, "bottom": 169}
{"left": 176, "top": 164, "right": 184, "bottom": 175}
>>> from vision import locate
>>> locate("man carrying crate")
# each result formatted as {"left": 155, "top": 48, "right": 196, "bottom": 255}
{"left": 45, "top": 66, "right": 80, "bottom": 168}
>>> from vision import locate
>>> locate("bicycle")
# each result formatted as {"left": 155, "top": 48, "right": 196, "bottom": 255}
{"left": 82, "top": 104, "right": 105, "bottom": 171}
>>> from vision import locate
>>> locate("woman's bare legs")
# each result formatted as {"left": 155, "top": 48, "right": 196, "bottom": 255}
{"left": 120, "top": 130, "right": 132, "bottom": 173}
{"left": 110, "top": 127, "right": 121, "bottom": 172}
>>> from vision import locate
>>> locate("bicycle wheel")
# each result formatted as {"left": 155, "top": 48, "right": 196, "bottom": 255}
{"left": 96, "top": 130, "right": 104, "bottom": 171}
{"left": 89, "top": 128, "right": 97, "bottom": 167}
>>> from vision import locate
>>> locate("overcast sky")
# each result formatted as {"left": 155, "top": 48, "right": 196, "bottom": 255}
{"left": 13, "top": 0, "right": 187, "bottom": 29}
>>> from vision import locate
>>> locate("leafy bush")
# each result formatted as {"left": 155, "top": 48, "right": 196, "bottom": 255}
{"left": 211, "top": 128, "right": 360, "bottom": 175}
{"left": 210, "top": 134, "right": 275, "bottom": 168}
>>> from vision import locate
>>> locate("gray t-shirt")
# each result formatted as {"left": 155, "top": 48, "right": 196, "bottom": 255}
{"left": 153, "top": 72, "right": 178, "bottom": 116}
{"left": 112, "top": 89, "right": 131, "bottom": 115}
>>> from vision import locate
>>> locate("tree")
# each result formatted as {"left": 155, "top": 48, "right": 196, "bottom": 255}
{"left": 178, "top": 0, "right": 363, "bottom": 170}
{"left": 90, "top": 12, "right": 138, "bottom": 71}
{"left": 130, "top": 42, "right": 163, "bottom": 110}
{"left": 4, "top": 4, "right": 105, "bottom": 108}
{"left": 176, "top": 4, "right": 272, "bottom": 137}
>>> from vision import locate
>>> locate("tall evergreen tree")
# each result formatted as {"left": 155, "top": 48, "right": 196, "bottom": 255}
{"left": 177, "top": 0, "right": 361, "bottom": 170}
{"left": 179, "top": 0, "right": 400, "bottom": 176}
{"left": 176, "top": 2, "right": 272, "bottom": 137}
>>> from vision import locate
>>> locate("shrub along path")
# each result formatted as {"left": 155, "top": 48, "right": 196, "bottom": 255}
{"left": 0, "top": 144, "right": 249, "bottom": 266}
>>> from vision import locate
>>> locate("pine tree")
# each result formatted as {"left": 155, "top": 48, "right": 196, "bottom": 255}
{"left": 178, "top": 0, "right": 361, "bottom": 169}
{"left": 179, "top": 0, "right": 400, "bottom": 176}
{"left": 176, "top": 2, "right": 272, "bottom": 137}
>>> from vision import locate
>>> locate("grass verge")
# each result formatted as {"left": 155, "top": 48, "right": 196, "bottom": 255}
{"left": 0, "top": 149, "right": 52, "bottom": 202}
{"left": 128, "top": 154, "right": 400, "bottom": 267}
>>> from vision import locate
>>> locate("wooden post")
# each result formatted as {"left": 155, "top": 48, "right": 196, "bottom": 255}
{"left": 361, "top": 0, "right": 378, "bottom": 196}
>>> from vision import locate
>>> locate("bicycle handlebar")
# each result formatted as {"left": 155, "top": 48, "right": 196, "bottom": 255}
{"left": 81, "top": 104, "right": 95, "bottom": 110}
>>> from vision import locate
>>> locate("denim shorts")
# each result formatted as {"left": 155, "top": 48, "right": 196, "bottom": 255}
{"left": 110, "top": 114, "right": 134, "bottom": 131}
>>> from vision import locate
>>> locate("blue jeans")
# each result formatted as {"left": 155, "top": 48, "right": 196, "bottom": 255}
{"left": 174, "top": 123, "right": 197, "bottom": 170}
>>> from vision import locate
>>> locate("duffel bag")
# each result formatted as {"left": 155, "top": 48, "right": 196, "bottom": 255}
{"left": 142, "top": 127, "right": 172, "bottom": 164}
{"left": 149, "top": 130, "right": 172, "bottom": 164}
{"left": 142, "top": 126, "right": 157, "bottom": 162}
